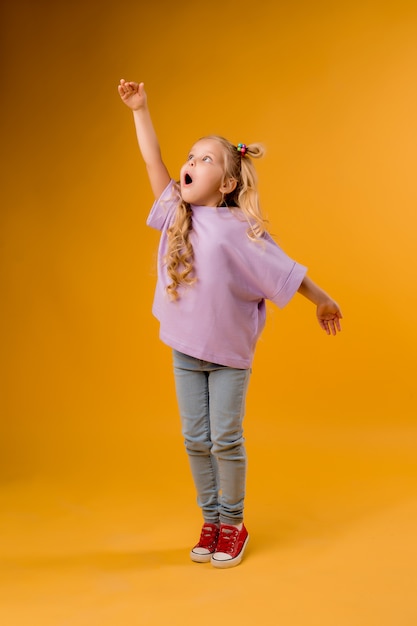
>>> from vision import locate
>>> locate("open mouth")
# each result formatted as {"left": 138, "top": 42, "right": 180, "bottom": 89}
{"left": 184, "top": 173, "right": 193, "bottom": 185}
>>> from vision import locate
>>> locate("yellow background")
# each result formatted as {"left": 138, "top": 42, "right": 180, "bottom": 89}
{"left": 1, "top": 1, "right": 416, "bottom": 624}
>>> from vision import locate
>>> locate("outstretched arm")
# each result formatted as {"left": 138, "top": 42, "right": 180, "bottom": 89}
{"left": 118, "top": 80, "right": 171, "bottom": 199}
{"left": 298, "top": 275, "right": 342, "bottom": 335}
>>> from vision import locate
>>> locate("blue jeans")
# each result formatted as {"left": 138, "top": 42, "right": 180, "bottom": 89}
{"left": 172, "top": 350, "right": 251, "bottom": 526}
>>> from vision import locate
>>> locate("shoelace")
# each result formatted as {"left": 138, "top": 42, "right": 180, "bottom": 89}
{"left": 199, "top": 525, "right": 219, "bottom": 548}
{"left": 216, "top": 527, "right": 238, "bottom": 554}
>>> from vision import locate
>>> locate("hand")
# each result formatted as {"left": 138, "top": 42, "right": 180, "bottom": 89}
{"left": 317, "top": 299, "right": 343, "bottom": 335}
{"left": 118, "top": 79, "right": 147, "bottom": 111}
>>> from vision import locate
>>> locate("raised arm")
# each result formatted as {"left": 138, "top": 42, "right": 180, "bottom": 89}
{"left": 118, "top": 80, "right": 171, "bottom": 199}
{"left": 298, "top": 275, "right": 343, "bottom": 335}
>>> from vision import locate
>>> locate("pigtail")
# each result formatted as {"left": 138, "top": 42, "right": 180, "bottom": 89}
{"left": 217, "top": 138, "right": 267, "bottom": 240}
{"left": 165, "top": 194, "right": 196, "bottom": 301}
{"left": 236, "top": 143, "right": 267, "bottom": 240}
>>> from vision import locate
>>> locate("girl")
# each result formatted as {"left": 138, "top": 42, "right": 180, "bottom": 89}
{"left": 118, "top": 79, "right": 342, "bottom": 569}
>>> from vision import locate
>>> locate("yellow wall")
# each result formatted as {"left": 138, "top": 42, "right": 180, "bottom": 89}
{"left": 1, "top": 0, "right": 416, "bottom": 479}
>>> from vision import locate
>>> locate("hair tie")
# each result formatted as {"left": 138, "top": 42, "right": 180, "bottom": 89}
{"left": 237, "top": 143, "right": 247, "bottom": 156}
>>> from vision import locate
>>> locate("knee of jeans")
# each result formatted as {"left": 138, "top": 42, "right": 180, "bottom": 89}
{"left": 184, "top": 437, "right": 212, "bottom": 456}
{"left": 211, "top": 437, "right": 245, "bottom": 460}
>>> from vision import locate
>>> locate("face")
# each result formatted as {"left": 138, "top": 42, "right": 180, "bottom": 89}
{"left": 179, "top": 138, "right": 232, "bottom": 206}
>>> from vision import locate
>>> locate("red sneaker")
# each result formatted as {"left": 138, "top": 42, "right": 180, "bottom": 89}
{"left": 190, "top": 523, "right": 220, "bottom": 563}
{"left": 211, "top": 524, "right": 249, "bottom": 568}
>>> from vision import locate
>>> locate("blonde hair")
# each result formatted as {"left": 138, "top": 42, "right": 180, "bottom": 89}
{"left": 165, "top": 135, "right": 267, "bottom": 300}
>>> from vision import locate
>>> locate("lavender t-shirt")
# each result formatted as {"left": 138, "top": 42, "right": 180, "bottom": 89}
{"left": 146, "top": 180, "right": 307, "bottom": 369}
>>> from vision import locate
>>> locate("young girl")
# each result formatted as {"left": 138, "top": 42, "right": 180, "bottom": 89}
{"left": 118, "top": 79, "right": 342, "bottom": 569}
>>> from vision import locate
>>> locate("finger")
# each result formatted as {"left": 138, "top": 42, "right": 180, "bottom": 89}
{"left": 119, "top": 79, "right": 132, "bottom": 93}
{"left": 119, "top": 81, "right": 133, "bottom": 94}
{"left": 325, "top": 318, "right": 334, "bottom": 335}
{"left": 319, "top": 319, "right": 330, "bottom": 335}
{"left": 119, "top": 83, "right": 135, "bottom": 98}
{"left": 330, "top": 315, "right": 342, "bottom": 334}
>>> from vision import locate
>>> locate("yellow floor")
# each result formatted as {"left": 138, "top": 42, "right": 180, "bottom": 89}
{"left": 1, "top": 421, "right": 416, "bottom": 626}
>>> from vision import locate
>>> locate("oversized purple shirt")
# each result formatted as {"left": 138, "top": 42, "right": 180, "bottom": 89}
{"left": 146, "top": 180, "right": 307, "bottom": 369}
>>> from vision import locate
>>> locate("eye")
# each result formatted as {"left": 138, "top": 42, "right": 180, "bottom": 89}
{"left": 187, "top": 153, "right": 194, "bottom": 161}
{"left": 202, "top": 155, "right": 212, "bottom": 162}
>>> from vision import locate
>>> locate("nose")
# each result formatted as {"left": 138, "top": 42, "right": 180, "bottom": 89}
{"left": 188, "top": 157, "right": 195, "bottom": 166}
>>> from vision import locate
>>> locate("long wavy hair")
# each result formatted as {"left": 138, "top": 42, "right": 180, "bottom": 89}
{"left": 165, "top": 135, "right": 266, "bottom": 300}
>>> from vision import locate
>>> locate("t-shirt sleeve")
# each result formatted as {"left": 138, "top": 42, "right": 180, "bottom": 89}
{"left": 269, "top": 259, "right": 307, "bottom": 308}
{"left": 240, "top": 233, "right": 307, "bottom": 309}
{"left": 146, "top": 179, "right": 179, "bottom": 231}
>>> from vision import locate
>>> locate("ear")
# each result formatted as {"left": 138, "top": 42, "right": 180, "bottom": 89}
{"left": 220, "top": 178, "right": 237, "bottom": 194}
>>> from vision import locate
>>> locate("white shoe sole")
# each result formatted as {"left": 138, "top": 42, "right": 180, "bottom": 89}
{"left": 190, "top": 550, "right": 213, "bottom": 563}
{"left": 211, "top": 534, "right": 249, "bottom": 569}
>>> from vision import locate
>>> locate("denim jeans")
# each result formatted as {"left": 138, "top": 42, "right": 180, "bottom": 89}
{"left": 172, "top": 349, "right": 251, "bottom": 526}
